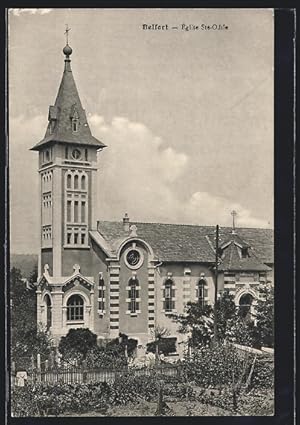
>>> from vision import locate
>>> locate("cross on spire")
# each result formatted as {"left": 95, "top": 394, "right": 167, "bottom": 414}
{"left": 64, "top": 24, "right": 71, "bottom": 45}
{"left": 231, "top": 210, "right": 237, "bottom": 233}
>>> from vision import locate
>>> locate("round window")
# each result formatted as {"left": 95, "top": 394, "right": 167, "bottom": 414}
{"left": 125, "top": 248, "right": 144, "bottom": 270}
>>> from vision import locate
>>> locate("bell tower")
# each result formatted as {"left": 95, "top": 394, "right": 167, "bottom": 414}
{"left": 31, "top": 41, "right": 106, "bottom": 278}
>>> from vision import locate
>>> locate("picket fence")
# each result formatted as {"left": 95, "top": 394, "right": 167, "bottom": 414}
{"left": 17, "top": 364, "right": 180, "bottom": 386}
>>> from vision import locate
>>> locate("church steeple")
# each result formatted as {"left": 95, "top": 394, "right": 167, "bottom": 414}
{"left": 31, "top": 39, "right": 105, "bottom": 278}
{"left": 31, "top": 43, "right": 105, "bottom": 151}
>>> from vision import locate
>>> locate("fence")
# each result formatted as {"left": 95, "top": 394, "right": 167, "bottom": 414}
{"left": 13, "top": 364, "right": 180, "bottom": 386}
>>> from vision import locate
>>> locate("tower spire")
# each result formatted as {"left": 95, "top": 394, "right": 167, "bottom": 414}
{"left": 63, "top": 24, "right": 72, "bottom": 70}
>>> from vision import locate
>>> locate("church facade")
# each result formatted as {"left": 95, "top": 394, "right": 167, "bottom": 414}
{"left": 32, "top": 43, "right": 274, "bottom": 354}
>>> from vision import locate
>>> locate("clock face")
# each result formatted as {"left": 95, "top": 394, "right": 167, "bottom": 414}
{"left": 72, "top": 148, "right": 81, "bottom": 160}
{"left": 126, "top": 250, "right": 140, "bottom": 267}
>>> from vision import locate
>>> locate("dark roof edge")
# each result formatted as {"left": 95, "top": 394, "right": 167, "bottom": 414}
{"left": 30, "top": 138, "right": 107, "bottom": 151}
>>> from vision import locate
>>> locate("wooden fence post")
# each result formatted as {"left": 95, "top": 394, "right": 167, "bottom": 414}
{"left": 11, "top": 361, "right": 16, "bottom": 387}
{"left": 37, "top": 353, "right": 41, "bottom": 382}
{"left": 31, "top": 355, "right": 35, "bottom": 371}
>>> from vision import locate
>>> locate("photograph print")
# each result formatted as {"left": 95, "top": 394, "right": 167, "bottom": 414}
{"left": 8, "top": 8, "right": 275, "bottom": 417}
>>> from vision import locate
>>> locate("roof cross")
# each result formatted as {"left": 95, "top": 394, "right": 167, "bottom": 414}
{"left": 64, "top": 24, "right": 71, "bottom": 45}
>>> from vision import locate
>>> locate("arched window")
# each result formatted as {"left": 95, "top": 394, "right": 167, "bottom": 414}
{"left": 239, "top": 293, "right": 253, "bottom": 320}
{"left": 44, "top": 294, "right": 52, "bottom": 330}
{"left": 81, "top": 175, "right": 86, "bottom": 190}
{"left": 67, "top": 174, "right": 72, "bottom": 189}
{"left": 67, "top": 294, "right": 84, "bottom": 321}
{"left": 197, "top": 278, "right": 208, "bottom": 308}
{"left": 164, "top": 279, "right": 175, "bottom": 312}
{"left": 128, "top": 278, "right": 139, "bottom": 314}
{"left": 74, "top": 175, "right": 79, "bottom": 190}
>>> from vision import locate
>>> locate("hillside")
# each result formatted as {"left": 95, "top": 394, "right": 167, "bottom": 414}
{"left": 10, "top": 254, "right": 38, "bottom": 278}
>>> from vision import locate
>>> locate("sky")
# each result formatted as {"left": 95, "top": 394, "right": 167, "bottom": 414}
{"left": 8, "top": 8, "right": 274, "bottom": 254}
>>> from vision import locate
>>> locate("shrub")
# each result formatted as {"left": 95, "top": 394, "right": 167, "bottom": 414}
{"left": 182, "top": 344, "right": 252, "bottom": 388}
{"left": 250, "top": 356, "right": 274, "bottom": 389}
{"left": 58, "top": 328, "right": 98, "bottom": 364}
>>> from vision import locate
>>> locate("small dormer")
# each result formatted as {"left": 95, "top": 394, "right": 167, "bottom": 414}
{"left": 70, "top": 105, "right": 79, "bottom": 133}
{"left": 241, "top": 247, "right": 249, "bottom": 258}
{"left": 48, "top": 105, "right": 58, "bottom": 135}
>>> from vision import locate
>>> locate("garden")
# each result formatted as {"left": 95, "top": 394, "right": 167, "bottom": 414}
{"left": 10, "top": 266, "right": 274, "bottom": 417}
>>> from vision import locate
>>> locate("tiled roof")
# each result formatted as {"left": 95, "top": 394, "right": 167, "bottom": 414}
{"left": 96, "top": 221, "right": 273, "bottom": 265}
{"left": 218, "top": 242, "right": 272, "bottom": 272}
{"left": 31, "top": 58, "right": 105, "bottom": 151}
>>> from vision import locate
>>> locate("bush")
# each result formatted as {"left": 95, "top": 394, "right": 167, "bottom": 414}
{"left": 11, "top": 373, "right": 189, "bottom": 416}
{"left": 182, "top": 345, "right": 252, "bottom": 388}
{"left": 146, "top": 337, "right": 177, "bottom": 356}
{"left": 58, "top": 329, "right": 98, "bottom": 365}
{"left": 250, "top": 356, "right": 274, "bottom": 389}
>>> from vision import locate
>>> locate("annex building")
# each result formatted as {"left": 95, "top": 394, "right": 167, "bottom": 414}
{"left": 32, "top": 43, "right": 274, "bottom": 355}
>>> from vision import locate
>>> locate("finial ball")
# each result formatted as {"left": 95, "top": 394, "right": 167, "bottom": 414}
{"left": 63, "top": 44, "right": 72, "bottom": 56}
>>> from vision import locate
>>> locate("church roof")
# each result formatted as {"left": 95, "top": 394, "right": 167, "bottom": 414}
{"left": 217, "top": 240, "right": 272, "bottom": 272}
{"left": 94, "top": 221, "right": 274, "bottom": 266}
{"left": 31, "top": 45, "right": 106, "bottom": 151}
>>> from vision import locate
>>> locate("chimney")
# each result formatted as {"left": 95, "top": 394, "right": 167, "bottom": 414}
{"left": 123, "top": 213, "right": 130, "bottom": 232}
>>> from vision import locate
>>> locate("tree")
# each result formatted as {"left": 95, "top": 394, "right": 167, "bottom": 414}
{"left": 215, "top": 290, "right": 237, "bottom": 343}
{"left": 10, "top": 267, "right": 52, "bottom": 368}
{"left": 254, "top": 283, "right": 274, "bottom": 348}
{"left": 58, "top": 328, "right": 98, "bottom": 365}
{"left": 147, "top": 326, "right": 171, "bottom": 363}
{"left": 172, "top": 303, "right": 214, "bottom": 349}
{"left": 107, "top": 333, "right": 138, "bottom": 357}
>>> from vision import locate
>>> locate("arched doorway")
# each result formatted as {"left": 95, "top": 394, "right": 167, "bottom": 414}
{"left": 239, "top": 293, "right": 253, "bottom": 321}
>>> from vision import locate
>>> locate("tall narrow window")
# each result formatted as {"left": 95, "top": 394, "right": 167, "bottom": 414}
{"left": 67, "top": 295, "right": 84, "bottom": 321}
{"left": 67, "top": 201, "right": 72, "bottom": 222}
{"left": 74, "top": 232, "right": 79, "bottom": 244}
{"left": 74, "top": 175, "right": 79, "bottom": 189}
{"left": 128, "top": 278, "right": 139, "bottom": 314}
{"left": 164, "top": 279, "right": 175, "bottom": 312}
{"left": 67, "top": 232, "right": 72, "bottom": 245}
{"left": 81, "top": 233, "right": 86, "bottom": 245}
{"left": 45, "top": 294, "right": 52, "bottom": 330}
{"left": 84, "top": 149, "right": 88, "bottom": 161}
{"left": 197, "top": 279, "right": 207, "bottom": 308}
{"left": 67, "top": 174, "right": 72, "bottom": 189}
{"left": 81, "top": 201, "right": 86, "bottom": 223}
{"left": 74, "top": 201, "right": 79, "bottom": 222}
{"left": 81, "top": 175, "right": 86, "bottom": 190}
{"left": 98, "top": 277, "right": 105, "bottom": 313}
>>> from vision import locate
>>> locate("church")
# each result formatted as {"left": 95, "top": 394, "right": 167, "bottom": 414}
{"left": 31, "top": 42, "right": 274, "bottom": 355}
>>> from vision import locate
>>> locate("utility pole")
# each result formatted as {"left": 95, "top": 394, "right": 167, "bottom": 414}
{"left": 213, "top": 224, "right": 219, "bottom": 346}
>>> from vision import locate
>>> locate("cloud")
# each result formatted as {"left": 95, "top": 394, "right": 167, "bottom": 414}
{"left": 10, "top": 9, "right": 53, "bottom": 16}
{"left": 185, "top": 191, "right": 271, "bottom": 228}
{"left": 9, "top": 113, "right": 271, "bottom": 253}
{"left": 89, "top": 115, "right": 270, "bottom": 228}
{"left": 89, "top": 115, "right": 189, "bottom": 223}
